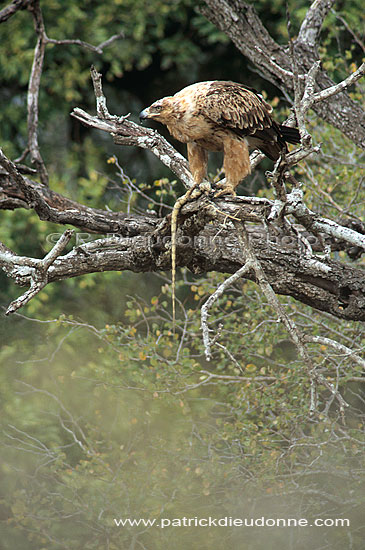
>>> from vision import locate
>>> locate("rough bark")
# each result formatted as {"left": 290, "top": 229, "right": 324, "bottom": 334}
{"left": 1, "top": 177, "right": 364, "bottom": 321}
{"left": 0, "top": 172, "right": 157, "bottom": 236}
{"left": 0, "top": 0, "right": 29, "bottom": 23}
{"left": 200, "top": 0, "right": 365, "bottom": 149}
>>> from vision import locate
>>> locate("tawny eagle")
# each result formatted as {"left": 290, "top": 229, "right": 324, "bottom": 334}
{"left": 140, "top": 80, "right": 300, "bottom": 195}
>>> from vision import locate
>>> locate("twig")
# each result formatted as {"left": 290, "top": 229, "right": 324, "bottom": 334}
{"left": 303, "top": 335, "right": 365, "bottom": 368}
{"left": 44, "top": 31, "right": 124, "bottom": 54}
{"left": 286, "top": 188, "right": 365, "bottom": 250}
{"left": 97, "top": 31, "right": 125, "bottom": 50}
{"left": 309, "top": 62, "right": 365, "bottom": 105}
{"left": 201, "top": 259, "right": 254, "bottom": 361}
{"left": 1, "top": 230, "right": 74, "bottom": 315}
{"left": 332, "top": 10, "right": 365, "bottom": 52}
{"left": 45, "top": 37, "right": 104, "bottom": 54}
{"left": 188, "top": 370, "right": 365, "bottom": 389}
{"left": 27, "top": 0, "right": 49, "bottom": 185}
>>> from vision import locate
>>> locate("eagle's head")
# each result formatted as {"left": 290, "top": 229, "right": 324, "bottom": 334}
{"left": 139, "top": 97, "right": 177, "bottom": 125}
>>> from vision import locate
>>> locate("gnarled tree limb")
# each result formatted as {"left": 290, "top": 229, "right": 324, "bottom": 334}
{"left": 200, "top": 0, "right": 365, "bottom": 148}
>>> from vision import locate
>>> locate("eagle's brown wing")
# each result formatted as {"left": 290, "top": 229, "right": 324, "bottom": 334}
{"left": 201, "top": 81, "right": 273, "bottom": 131}
{"left": 199, "top": 81, "right": 290, "bottom": 160}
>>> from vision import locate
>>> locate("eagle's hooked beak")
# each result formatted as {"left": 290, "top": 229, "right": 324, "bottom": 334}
{"left": 139, "top": 108, "right": 149, "bottom": 122}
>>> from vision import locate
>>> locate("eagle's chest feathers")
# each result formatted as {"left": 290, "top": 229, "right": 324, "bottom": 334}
{"left": 167, "top": 94, "right": 226, "bottom": 151}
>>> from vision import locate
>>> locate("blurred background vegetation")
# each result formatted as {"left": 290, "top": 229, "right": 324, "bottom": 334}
{"left": 0, "top": 0, "right": 364, "bottom": 548}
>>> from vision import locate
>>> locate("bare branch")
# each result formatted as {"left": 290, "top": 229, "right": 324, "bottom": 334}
{"left": 0, "top": 214, "right": 364, "bottom": 321}
{"left": 89, "top": 65, "right": 119, "bottom": 120}
{"left": 44, "top": 31, "right": 124, "bottom": 55}
{"left": 286, "top": 188, "right": 365, "bottom": 250}
{"left": 0, "top": 168, "right": 159, "bottom": 234}
{"left": 297, "top": 0, "right": 335, "bottom": 51}
{"left": 26, "top": 0, "right": 49, "bottom": 185}
{"left": 309, "top": 62, "right": 365, "bottom": 105}
{"left": 71, "top": 107, "right": 194, "bottom": 189}
{"left": 303, "top": 335, "right": 365, "bottom": 368}
{"left": 41, "top": 230, "right": 74, "bottom": 270}
{"left": 2, "top": 145, "right": 361, "bottom": 256}
{"left": 96, "top": 31, "right": 125, "bottom": 51}
{"left": 45, "top": 37, "right": 104, "bottom": 54}
{"left": 0, "top": 0, "right": 29, "bottom": 23}
{"left": 235, "top": 221, "right": 314, "bottom": 367}
{"left": 201, "top": 259, "right": 254, "bottom": 361}
{"left": 1, "top": 229, "right": 74, "bottom": 315}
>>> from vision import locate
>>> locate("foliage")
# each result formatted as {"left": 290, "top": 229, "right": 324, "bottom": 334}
{"left": 1, "top": 276, "right": 364, "bottom": 549}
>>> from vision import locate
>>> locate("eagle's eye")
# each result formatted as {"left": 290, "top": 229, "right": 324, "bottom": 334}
{"left": 154, "top": 104, "right": 163, "bottom": 112}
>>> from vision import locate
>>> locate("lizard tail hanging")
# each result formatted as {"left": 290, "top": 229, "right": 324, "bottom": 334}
{"left": 170, "top": 183, "right": 207, "bottom": 332}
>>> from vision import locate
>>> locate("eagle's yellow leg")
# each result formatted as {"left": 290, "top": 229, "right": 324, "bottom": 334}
{"left": 215, "top": 138, "right": 251, "bottom": 197}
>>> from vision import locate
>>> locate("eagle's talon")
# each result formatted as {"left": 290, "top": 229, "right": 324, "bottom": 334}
{"left": 214, "top": 185, "right": 237, "bottom": 198}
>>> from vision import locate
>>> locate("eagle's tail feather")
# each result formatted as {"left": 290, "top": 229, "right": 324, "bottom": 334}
{"left": 257, "top": 143, "right": 284, "bottom": 161}
{"left": 279, "top": 125, "right": 301, "bottom": 145}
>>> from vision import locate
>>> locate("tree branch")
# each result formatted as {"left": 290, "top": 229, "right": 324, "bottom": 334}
{"left": 310, "top": 62, "right": 365, "bottom": 104}
{"left": 297, "top": 0, "right": 335, "bottom": 51}
{"left": 26, "top": 0, "right": 48, "bottom": 185}
{"left": 0, "top": 0, "right": 29, "bottom": 23}
{"left": 1, "top": 209, "right": 364, "bottom": 322}
{"left": 200, "top": 0, "right": 365, "bottom": 148}
{"left": 0, "top": 229, "right": 74, "bottom": 315}
{"left": 201, "top": 258, "right": 254, "bottom": 361}
{"left": 44, "top": 31, "right": 124, "bottom": 54}
{"left": 71, "top": 108, "right": 194, "bottom": 189}
{"left": 303, "top": 335, "right": 365, "bottom": 368}
{"left": 285, "top": 188, "right": 365, "bottom": 250}
{"left": 0, "top": 162, "right": 158, "bottom": 235}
